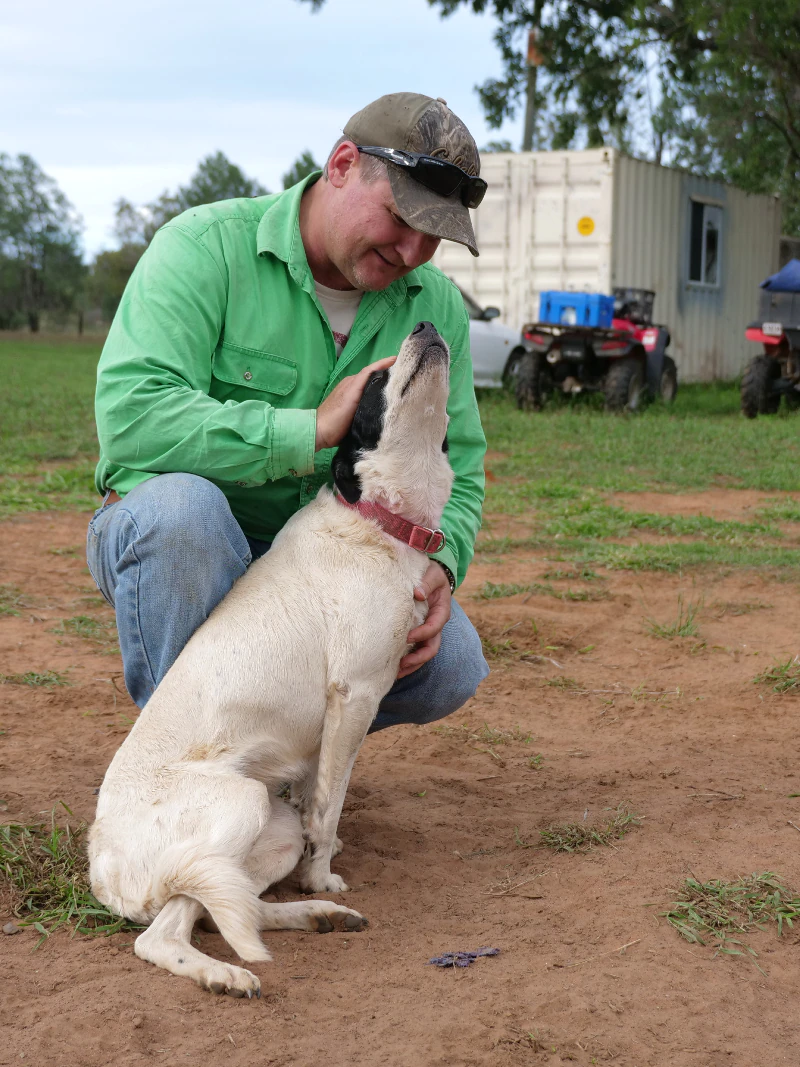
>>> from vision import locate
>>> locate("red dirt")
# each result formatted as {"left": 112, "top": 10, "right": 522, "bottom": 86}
{"left": 3, "top": 504, "right": 800, "bottom": 1067}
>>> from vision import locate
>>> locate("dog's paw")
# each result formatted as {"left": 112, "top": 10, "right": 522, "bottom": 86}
{"left": 299, "top": 871, "right": 350, "bottom": 894}
{"left": 311, "top": 905, "right": 368, "bottom": 934}
{"left": 332, "top": 835, "right": 344, "bottom": 858}
{"left": 201, "top": 962, "right": 262, "bottom": 999}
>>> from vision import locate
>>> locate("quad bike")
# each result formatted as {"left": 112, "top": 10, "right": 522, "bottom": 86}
{"left": 741, "top": 259, "right": 800, "bottom": 418}
{"left": 516, "top": 287, "right": 677, "bottom": 413}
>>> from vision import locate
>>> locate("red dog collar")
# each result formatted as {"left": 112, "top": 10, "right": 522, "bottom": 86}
{"left": 336, "top": 493, "right": 446, "bottom": 555}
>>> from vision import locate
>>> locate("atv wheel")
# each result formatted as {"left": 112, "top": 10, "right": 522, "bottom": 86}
{"left": 516, "top": 352, "right": 552, "bottom": 411}
{"left": 502, "top": 347, "right": 527, "bottom": 392}
{"left": 741, "top": 355, "right": 780, "bottom": 418}
{"left": 784, "top": 387, "right": 800, "bottom": 411}
{"left": 604, "top": 357, "right": 645, "bottom": 412}
{"left": 659, "top": 356, "right": 678, "bottom": 403}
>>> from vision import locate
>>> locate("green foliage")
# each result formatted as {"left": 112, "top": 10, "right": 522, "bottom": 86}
{"left": 0, "top": 808, "right": 139, "bottom": 940}
{"left": 0, "top": 154, "right": 85, "bottom": 330}
{"left": 282, "top": 149, "right": 321, "bottom": 189}
{"left": 1, "top": 669, "right": 69, "bottom": 688}
{"left": 753, "top": 657, "right": 800, "bottom": 694}
{"left": 0, "top": 585, "right": 23, "bottom": 616}
{"left": 645, "top": 594, "right": 702, "bottom": 639}
{"left": 663, "top": 873, "right": 800, "bottom": 965}
{"left": 532, "top": 804, "right": 642, "bottom": 853}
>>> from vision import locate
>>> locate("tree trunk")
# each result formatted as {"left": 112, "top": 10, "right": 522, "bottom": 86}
{"left": 28, "top": 311, "right": 40, "bottom": 333}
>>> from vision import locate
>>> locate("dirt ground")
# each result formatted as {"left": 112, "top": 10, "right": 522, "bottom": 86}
{"left": 3, "top": 501, "right": 800, "bottom": 1067}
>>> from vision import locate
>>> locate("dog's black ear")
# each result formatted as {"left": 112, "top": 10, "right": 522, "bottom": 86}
{"left": 330, "top": 369, "right": 389, "bottom": 502}
{"left": 332, "top": 436, "right": 362, "bottom": 503}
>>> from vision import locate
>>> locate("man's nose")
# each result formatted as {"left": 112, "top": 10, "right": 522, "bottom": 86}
{"left": 397, "top": 228, "right": 441, "bottom": 269}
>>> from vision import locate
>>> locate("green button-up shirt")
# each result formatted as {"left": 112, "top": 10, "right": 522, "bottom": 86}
{"left": 95, "top": 173, "right": 486, "bottom": 587}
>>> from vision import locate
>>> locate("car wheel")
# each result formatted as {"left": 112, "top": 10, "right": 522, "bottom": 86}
{"left": 502, "top": 347, "right": 527, "bottom": 392}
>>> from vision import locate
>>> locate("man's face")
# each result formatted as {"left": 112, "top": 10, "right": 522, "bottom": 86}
{"left": 324, "top": 168, "right": 441, "bottom": 292}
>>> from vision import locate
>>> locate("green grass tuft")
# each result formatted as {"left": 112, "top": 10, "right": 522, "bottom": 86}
{"left": 663, "top": 873, "right": 800, "bottom": 965}
{"left": 476, "top": 580, "right": 608, "bottom": 602}
{"left": 753, "top": 657, "right": 800, "bottom": 694}
{"left": 50, "top": 615, "right": 114, "bottom": 642}
{"left": 0, "top": 585, "right": 23, "bottom": 616}
{"left": 0, "top": 806, "right": 140, "bottom": 941}
{"left": 433, "top": 721, "right": 533, "bottom": 746}
{"left": 645, "top": 594, "right": 701, "bottom": 639}
{"left": 1, "top": 670, "right": 69, "bottom": 688}
{"left": 535, "top": 804, "right": 642, "bottom": 853}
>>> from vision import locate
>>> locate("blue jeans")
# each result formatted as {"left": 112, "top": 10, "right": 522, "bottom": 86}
{"left": 86, "top": 473, "right": 489, "bottom": 729}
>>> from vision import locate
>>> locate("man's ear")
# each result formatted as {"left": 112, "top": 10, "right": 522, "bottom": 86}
{"left": 332, "top": 436, "right": 362, "bottom": 503}
{"left": 326, "top": 141, "right": 359, "bottom": 189}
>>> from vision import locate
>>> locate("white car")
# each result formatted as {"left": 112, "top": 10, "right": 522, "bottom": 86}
{"left": 454, "top": 284, "right": 527, "bottom": 389}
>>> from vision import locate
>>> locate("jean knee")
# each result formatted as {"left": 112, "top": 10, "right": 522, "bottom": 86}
{"left": 131, "top": 474, "right": 250, "bottom": 565}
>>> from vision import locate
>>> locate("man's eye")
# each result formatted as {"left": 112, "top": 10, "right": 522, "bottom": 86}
{"left": 390, "top": 211, "right": 407, "bottom": 228}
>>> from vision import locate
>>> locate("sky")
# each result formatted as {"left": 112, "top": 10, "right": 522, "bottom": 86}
{"left": 1, "top": 0, "right": 524, "bottom": 259}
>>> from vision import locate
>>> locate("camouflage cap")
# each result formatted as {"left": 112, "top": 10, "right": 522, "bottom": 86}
{"left": 343, "top": 92, "right": 481, "bottom": 257}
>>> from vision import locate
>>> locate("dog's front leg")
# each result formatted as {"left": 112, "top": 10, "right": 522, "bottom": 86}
{"left": 297, "top": 684, "right": 375, "bottom": 893}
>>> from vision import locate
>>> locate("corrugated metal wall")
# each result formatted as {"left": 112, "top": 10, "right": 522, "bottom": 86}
{"left": 610, "top": 155, "right": 780, "bottom": 381}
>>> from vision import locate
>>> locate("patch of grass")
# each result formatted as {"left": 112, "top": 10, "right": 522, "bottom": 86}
{"left": 0, "top": 335, "right": 103, "bottom": 518}
{"left": 48, "top": 545, "right": 80, "bottom": 557}
{"left": 0, "top": 585, "right": 23, "bottom": 616}
{"left": 755, "top": 498, "right": 800, "bottom": 524}
{"left": 645, "top": 594, "right": 701, "bottom": 639}
{"left": 480, "top": 635, "right": 516, "bottom": 659}
{"left": 753, "top": 656, "right": 800, "bottom": 694}
{"left": 535, "top": 804, "right": 642, "bottom": 853}
{"left": 433, "top": 722, "right": 533, "bottom": 746}
{"left": 527, "top": 753, "right": 545, "bottom": 769}
{"left": 476, "top": 580, "right": 608, "bottom": 602}
{"left": 545, "top": 675, "right": 583, "bottom": 690}
{"left": 1, "top": 669, "right": 69, "bottom": 688}
{"left": 711, "top": 600, "right": 771, "bottom": 618}
{"left": 476, "top": 385, "right": 800, "bottom": 495}
{"left": 663, "top": 873, "right": 800, "bottom": 966}
{"left": 50, "top": 614, "right": 113, "bottom": 642}
{"left": 541, "top": 566, "right": 600, "bottom": 581}
{"left": 0, "top": 805, "right": 139, "bottom": 941}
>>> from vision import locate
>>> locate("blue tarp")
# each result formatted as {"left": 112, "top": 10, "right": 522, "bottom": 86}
{"left": 761, "top": 259, "right": 800, "bottom": 292}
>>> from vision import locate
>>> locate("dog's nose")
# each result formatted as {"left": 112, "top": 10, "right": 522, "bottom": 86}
{"left": 412, "top": 321, "right": 435, "bottom": 336}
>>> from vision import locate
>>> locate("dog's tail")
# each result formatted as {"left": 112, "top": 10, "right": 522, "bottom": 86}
{"left": 152, "top": 843, "right": 269, "bottom": 962}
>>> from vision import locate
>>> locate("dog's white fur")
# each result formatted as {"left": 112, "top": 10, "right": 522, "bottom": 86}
{"left": 88, "top": 325, "right": 453, "bottom": 996}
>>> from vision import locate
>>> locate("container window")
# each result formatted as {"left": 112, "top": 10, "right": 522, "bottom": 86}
{"left": 689, "top": 202, "right": 722, "bottom": 286}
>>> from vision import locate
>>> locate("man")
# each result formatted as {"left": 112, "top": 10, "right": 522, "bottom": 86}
{"left": 87, "top": 92, "right": 489, "bottom": 730}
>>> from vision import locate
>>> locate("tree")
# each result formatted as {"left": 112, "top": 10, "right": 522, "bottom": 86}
{"left": 282, "top": 150, "right": 321, "bottom": 190}
{"left": 0, "top": 154, "right": 85, "bottom": 331}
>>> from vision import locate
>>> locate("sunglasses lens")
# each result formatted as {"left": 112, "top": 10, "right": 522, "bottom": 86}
{"left": 415, "top": 159, "right": 462, "bottom": 198}
{"left": 464, "top": 179, "right": 487, "bottom": 209}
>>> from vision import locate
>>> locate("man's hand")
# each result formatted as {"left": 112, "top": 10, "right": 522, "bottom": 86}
{"left": 315, "top": 356, "right": 397, "bottom": 452}
{"left": 397, "top": 562, "right": 452, "bottom": 679}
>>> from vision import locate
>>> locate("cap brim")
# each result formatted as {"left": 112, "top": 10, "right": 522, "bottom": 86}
{"left": 387, "top": 167, "right": 479, "bottom": 258}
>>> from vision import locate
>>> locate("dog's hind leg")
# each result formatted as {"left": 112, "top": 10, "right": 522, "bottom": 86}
{"left": 297, "top": 683, "right": 378, "bottom": 894}
{"left": 134, "top": 895, "right": 263, "bottom": 998}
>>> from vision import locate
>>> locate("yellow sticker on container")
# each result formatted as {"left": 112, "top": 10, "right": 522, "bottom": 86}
{"left": 577, "top": 216, "right": 595, "bottom": 236}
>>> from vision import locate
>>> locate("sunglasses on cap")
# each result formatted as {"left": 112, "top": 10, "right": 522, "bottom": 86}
{"left": 356, "top": 146, "right": 487, "bottom": 209}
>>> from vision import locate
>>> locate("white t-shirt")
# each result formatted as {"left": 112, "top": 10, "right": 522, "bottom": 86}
{"left": 315, "top": 280, "right": 363, "bottom": 358}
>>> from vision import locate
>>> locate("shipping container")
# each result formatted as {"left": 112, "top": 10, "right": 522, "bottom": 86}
{"left": 433, "top": 148, "right": 782, "bottom": 382}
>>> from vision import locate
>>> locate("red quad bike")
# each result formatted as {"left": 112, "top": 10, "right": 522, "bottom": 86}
{"left": 741, "top": 259, "right": 800, "bottom": 418}
{"left": 516, "top": 287, "right": 677, "bottom": 413}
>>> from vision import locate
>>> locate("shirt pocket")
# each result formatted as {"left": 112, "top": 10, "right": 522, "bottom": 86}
{"left": 211, "top": 341, "right": 298, "bottom": 400}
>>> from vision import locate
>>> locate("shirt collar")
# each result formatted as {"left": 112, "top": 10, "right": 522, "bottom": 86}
{"left": 256, "top": 171, "right": 424, "bottom": 299}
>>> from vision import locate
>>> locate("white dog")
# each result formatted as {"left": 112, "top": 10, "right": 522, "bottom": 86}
{"left": 88, "top": 321, "right": 454, "bottom": 997}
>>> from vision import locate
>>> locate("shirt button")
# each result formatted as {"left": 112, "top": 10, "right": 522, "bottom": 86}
{"left": 288, "top": 468, "right": 298, "bottom": 477}
{"left": 243, "top": 371, "right": 252, "bottom": 381}
{"left": 236, "top": 480, "right": 247, "bottom": 487}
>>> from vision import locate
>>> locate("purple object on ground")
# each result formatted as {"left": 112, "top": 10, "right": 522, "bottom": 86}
{"left": 427, "top": 947, "right": 500, "bottom": 968}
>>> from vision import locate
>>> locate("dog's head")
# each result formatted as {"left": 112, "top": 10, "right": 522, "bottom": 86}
{"left": 332, "top": 321, "right": 454, "bottom": 527}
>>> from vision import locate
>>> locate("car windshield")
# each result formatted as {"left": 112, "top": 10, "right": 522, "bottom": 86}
{"left": 457, "top": 286, "right": 485, "bottom": 321}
